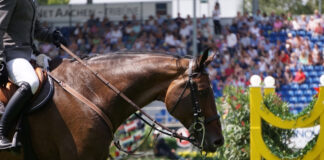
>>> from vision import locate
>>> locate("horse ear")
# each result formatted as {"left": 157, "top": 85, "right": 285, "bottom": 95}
{"left": 197, "top": 48, "right": 215, "bottom": 70}
{"left": 204, "top": 49, "right": 216, "bottom": 66}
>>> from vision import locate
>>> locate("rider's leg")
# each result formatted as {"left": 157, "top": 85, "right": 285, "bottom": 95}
{"left": 0, "top": 58, "right": 39, "bottom": 149}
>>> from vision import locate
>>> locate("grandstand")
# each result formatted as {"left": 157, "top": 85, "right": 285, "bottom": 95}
{"left": 279, "top": 65, "right": 323, "bottom": 113}
{"left": 260, "top": 26, "right": 324, "bottom": 113}
{"left": 37, "top": 4, "right": 324, "bottom": 118}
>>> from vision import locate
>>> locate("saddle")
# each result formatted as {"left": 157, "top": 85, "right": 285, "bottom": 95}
{"left": 0, "top": 67, "right": 54, "bottom": 115}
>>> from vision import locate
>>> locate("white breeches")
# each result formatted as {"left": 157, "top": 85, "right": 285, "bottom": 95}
{"left": 6, "top": 58, "right": 39, "bottom": 94}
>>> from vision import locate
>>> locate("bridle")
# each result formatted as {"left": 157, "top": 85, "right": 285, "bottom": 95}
{"left": 168, "top": 59, "right": 221, "bottom": 149}
{"left": 54, "top": 45, "right": 220, "bottom": 152}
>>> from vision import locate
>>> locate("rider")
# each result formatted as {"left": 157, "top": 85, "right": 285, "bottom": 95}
{"left": 0, "top": 0, "right": 67, "bottom": 149}
{"left": 153, "top": 130, "right": 183, "bottom": 160}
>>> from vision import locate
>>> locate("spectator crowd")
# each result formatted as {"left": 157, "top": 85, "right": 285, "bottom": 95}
{"left": 37, "top": 6, "right": 324, "bottom": 96}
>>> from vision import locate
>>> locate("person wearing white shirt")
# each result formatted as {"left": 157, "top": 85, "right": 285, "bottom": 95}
{"left": 212, "top": 2, "right": 221, "bottom": 35}
{"left": 253, "top": 10, "right": 262, "bottom": 23}
{"left": 248, "top": 47, "right": 258, "bottom": 60}
{"left": 307, "top": 16, "right": 317, "bottom": 31}
{"left": 240, "top": 33, "right": 251, "bottom": 50}
{"left": 179, "top": 23, "right": 191, "bottom": 39}
{"left": 250, "top": 24, "right": 260, "bottom": 37}
{"left": 298, "top": 15, "right": 307, "bottom": 30}
{"left": 227, "top": 33, "right": 237, "bottom": 48}
{"left": 226, "top": 30, "right": 237, "bottom": 57}
{"left": 291, "top": 17, "right": 300, "bottom": 30}
{"left": 111, "top": 26, "right": 122, "bottom": 44}
{"left": 164, "top": 32, "right": 177, "bottom": 48}
{"left": 258, "top": 58, "right": 267, "bottom": 73}
{"left": 260, "top": 13, "right": 268, "bottom": 25}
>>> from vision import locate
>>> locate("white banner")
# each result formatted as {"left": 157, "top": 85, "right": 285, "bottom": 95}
{"left": 38, "top": 2, "right": 171, "bottom": 26}
{"left": 289, "top": 126, "right": 320, "bottom": 149}
{"left": 38, "top": 4, "right": 140, "bottom": 23}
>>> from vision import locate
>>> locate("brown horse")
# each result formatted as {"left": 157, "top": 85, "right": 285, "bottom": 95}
{"left": 0, "top": 50, "right": 223, "bottom": 160}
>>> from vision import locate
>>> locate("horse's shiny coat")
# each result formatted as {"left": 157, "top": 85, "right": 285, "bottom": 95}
{"left": 0, "top": 51, "right": 223, "bottom": 160}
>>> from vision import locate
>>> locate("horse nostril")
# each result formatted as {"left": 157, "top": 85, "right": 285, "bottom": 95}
{"left": 214, "top": 137, "right": 224, "bottom": 146}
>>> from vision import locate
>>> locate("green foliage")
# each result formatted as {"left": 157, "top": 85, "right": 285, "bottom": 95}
{"left": 136, "top": 128, "right": 177, "bottom": 151}
{"left": 38, "top": 0, "right": 69, "bottom": 5}
{"left": 216, "top": 86, "right": 318, "bottom": 160}
{"left": 216, "top": 87, "right": 250, "bottom": 160}
{"left": 261, "top": 94, "right": 295, "bottom": 159}
{"left": 164, "top": 137, "right": 178, "bottom": 150}
{"left": 137, "top": 126, "right": 155, "bottom": 151}
{"left": 244, "top": 0, "right": 318, "bottom": 15}
{"left": 178, "top": 151, "right": 217, "bottom": 160}
{"left": 262, "top": 94, "right": 318, "bottom": 159}
{"left": 263, "top": 94, "right": 317, "bottom": 121}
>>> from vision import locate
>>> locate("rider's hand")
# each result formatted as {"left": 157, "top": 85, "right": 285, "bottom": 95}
{"left": 52, "top": 30, "right": 68, "bottom": 48}
{"left": 0, "top": 61, "right": 8, "bottom": 87}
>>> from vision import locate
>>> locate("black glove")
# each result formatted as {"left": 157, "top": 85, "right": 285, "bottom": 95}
{"left": 0, "top": 61, "right": 8, "bottom": 87}
{"left": 52, "top": 30, "right": 68, "bottom": 48}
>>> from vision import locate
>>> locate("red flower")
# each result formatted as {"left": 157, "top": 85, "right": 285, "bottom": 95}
{"left": 241, "top": 148, "right": 245, "bottom": 152}
{"left": 240, "top": 89, "right": 245, "bottom": 94}
{"left": 232, "top": 96, "right": 238, "bottom": 101}
{"left": 127, "top": 146, "right": 132, "bottom": 151}
{"left": 314, "top": 87, "right": 320, "bottom": 97}
{"left": 241, "top": 121, "right": 245, "bottom": 126}
{"left": 235, "top": 104, "right": 241, "bottom": 110}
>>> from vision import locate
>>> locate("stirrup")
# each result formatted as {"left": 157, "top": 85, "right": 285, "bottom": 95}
{"left": 11, "top": 131, "right": 22, "bottom": 148}
{"left": 0, "top": 131, "right": 21, "bottom": 150}
{"left": 0, "top": 137, "right": 12, "bottom": 150}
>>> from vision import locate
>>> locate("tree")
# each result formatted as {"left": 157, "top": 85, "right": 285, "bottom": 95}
{"left": 38, "top": 0, "right": 69, "bottom": 5}
{"left": 244, "top": 0, "right": 316, "bottom": 15}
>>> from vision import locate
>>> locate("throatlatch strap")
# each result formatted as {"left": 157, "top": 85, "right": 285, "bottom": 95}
{"left": 48, "top": 73, "right": 114, "bottom": 133}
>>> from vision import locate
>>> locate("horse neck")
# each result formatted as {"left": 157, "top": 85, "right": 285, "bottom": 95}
{"left": 89, "top": 54, "right": 189, "bottom": 131}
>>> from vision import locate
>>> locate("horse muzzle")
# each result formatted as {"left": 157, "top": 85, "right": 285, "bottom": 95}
{"left": 203, "top": 136, "right": 224, "bottom": 152}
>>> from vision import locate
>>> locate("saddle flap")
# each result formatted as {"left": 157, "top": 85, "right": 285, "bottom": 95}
{"left": 28, "top": 75, "right": 54, "bottom": 113}
{"left": 0, "top": 67, "right": 46, "bottom": 105}
{"left": 0, "top": 67, "right": 54, "bottom": 114}
{"left": 33, "top": 67, "right": 47, "bottom": 98}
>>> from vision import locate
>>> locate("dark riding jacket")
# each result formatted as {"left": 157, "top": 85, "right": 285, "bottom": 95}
{"left": 0, "top": 0, "right": 53, "bottom": 62}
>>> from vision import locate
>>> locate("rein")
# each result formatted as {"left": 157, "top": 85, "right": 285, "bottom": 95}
{"left": 57, "top": 45, "right": 195, "bottom": 144}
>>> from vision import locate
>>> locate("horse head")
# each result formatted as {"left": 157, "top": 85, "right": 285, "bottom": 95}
{"left": 164, "top": 48, "right": 224, "bottom": 152}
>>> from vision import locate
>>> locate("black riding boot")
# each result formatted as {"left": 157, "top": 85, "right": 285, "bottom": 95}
{"left": 0, "top": 82, "right": 32, "bottom": 149}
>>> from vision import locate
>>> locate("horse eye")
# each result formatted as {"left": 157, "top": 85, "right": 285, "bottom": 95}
{"left": 198, "top": 89, "right": 209, "bottom": 95}
{"left": 191, "top": 73, "right": 199, "bottom": 78}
